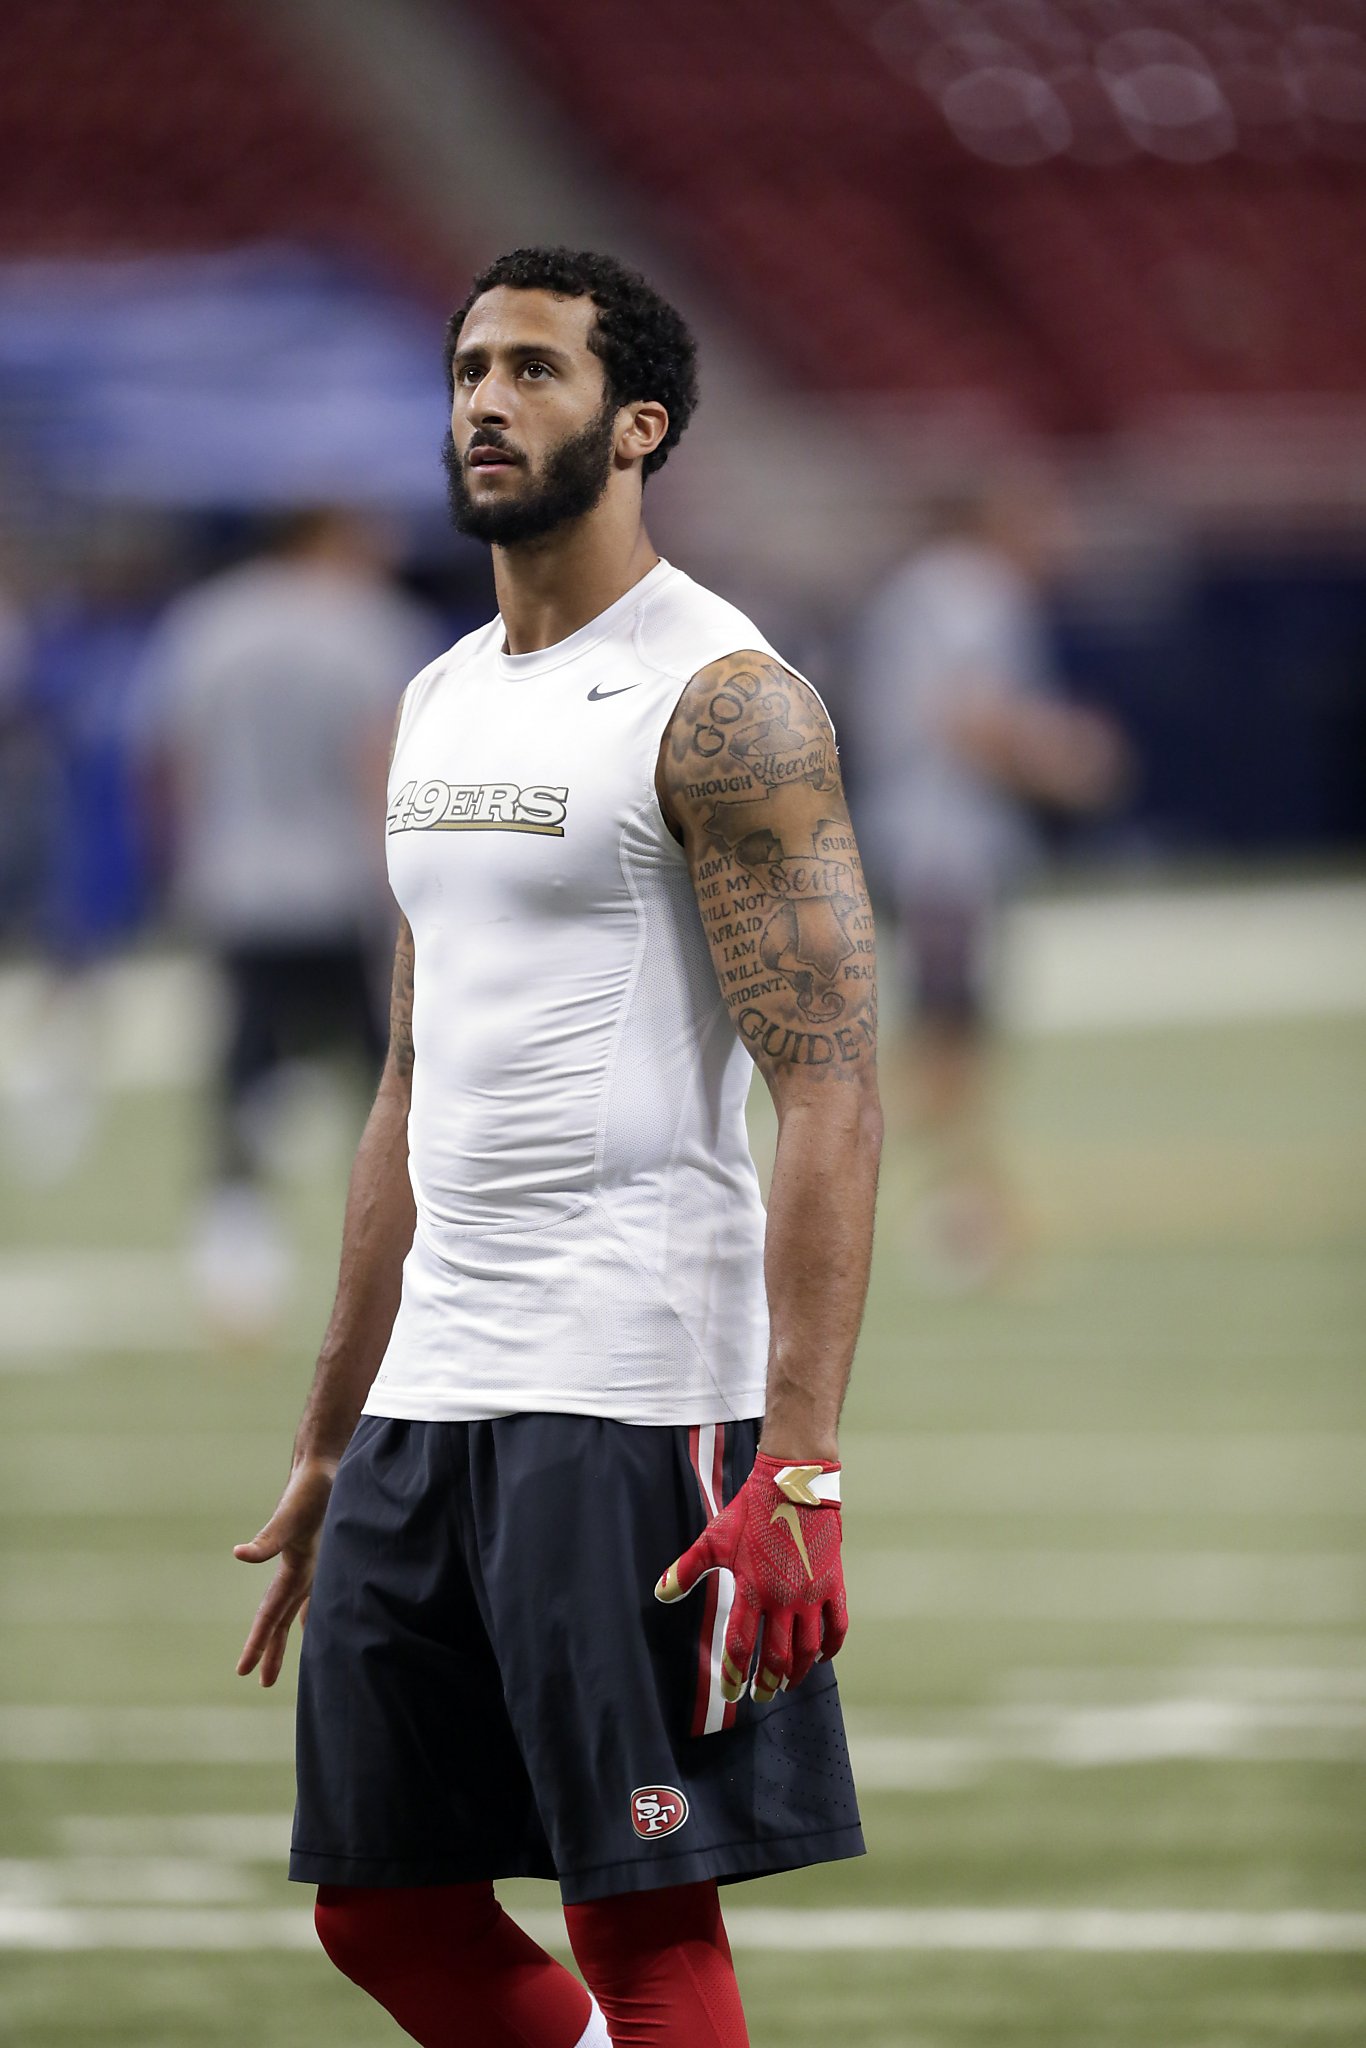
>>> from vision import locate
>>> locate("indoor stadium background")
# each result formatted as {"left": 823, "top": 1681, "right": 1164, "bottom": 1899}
{"left": 0, "top": 2, "right": 1363, "bottom": 2044}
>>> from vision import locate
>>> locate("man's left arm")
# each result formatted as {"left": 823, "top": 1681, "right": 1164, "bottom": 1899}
{"left": 654, "top": 651, "right": 882, "bottom": 1701}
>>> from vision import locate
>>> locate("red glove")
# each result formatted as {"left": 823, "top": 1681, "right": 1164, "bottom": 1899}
{"left": 655, "top": 1454, "right": 846, "bottom": 1705}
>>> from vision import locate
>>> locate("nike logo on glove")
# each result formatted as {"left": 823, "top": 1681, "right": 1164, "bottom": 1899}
{"left": 587, "top": 681, "right": 644, "bottom": 701}
{"left": 769, "top": 1502, "right": 814, "bottom": 1580}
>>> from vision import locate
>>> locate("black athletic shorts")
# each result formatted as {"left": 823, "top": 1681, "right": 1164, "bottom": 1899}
{"left": 290, "top": 1413, "right": 865, "bottom": 1904}
{"left": 220, "top": 941, "right": 387, "bottom": 1101}
{"left": 901, "top": 894, "right": 994, "bottom": 1031}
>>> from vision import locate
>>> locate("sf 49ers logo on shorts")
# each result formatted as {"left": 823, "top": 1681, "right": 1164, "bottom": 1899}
{"left": 630, "top": 1785, "right": 690, "bottom": 1839}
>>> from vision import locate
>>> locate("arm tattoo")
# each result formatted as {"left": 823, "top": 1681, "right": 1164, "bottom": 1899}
{"left": 388, "top": 914, "right": 415, "bottom": 1081}
{"left": 382, "top": 697, "right": 416, "bottom": 1085}
{"left": 662, "top": 654, "right": 878, "bottom": 1081}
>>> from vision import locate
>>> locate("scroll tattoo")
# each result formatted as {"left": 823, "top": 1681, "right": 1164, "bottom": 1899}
{"left": 666, "top": 656, "right": 878, "bottom": 1075}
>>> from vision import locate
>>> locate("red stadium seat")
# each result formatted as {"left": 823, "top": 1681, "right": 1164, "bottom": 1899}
{"left": 462, "top": 0, "right": 1366, "bottom": 428}
{"left": 0, "top": 0, "right": 449, "bottom": 295}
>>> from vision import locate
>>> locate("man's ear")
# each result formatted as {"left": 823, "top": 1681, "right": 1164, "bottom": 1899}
{"left": 616, "top": 400, "right": 669, "bottom": 468}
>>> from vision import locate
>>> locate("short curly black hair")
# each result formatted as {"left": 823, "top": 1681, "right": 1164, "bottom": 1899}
{"left": 444, "top": 247, "right": 699, "bottom": 480}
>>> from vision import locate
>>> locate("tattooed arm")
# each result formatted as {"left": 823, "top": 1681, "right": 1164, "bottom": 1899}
{"left": 290, "top": 912, "right": 417, "bottom": 1463}
{"left": 659, "top": 652, "right": 882, "bottom": 1461}
{"left": 235, "top": 912, "right": 417, "bottom": 1683}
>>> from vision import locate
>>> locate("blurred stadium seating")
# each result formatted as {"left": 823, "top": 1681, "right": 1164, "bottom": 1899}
{"left": 476, "top": 0, "right": 1366, "bottom": 426}
{"left": 0, "top": 0, "right": 445, "bottom": 290}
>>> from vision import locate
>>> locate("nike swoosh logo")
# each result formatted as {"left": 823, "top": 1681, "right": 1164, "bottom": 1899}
{"left": 769, "top": 1502, "right": 814, "bottom": 1581}
{"left": 587, "top": 681, "right": 644, "bottom": 701}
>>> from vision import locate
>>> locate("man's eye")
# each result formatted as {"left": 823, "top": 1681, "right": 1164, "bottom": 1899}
{"left": 458, "top": 364, "right": 483, "bottom": 384}
{"left": 522, "top": 361, "right": 550, "bottom": 380}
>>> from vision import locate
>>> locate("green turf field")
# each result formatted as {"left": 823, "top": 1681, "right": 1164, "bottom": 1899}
{"left": 1, "top": 1003, "right": 1363, "bottom": 2045}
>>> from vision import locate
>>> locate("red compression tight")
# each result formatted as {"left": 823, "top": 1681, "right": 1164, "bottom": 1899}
{"left": 565, "top": 1882, "right": 750, "bottom": 2048}
{"left": 314, "top": 1879, "right": 748, "bottom": 2048}
{"left": 315, "top": 1883, "right": 590, "bottom": 2047}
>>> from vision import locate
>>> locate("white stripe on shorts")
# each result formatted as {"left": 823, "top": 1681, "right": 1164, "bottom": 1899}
{"left": 694, "top": 1424, "right": 737, "bottom": 1738}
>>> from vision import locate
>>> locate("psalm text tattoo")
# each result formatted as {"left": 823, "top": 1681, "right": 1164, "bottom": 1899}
{"left": 664, "top": 656, "right": 878, "bottom": 1080}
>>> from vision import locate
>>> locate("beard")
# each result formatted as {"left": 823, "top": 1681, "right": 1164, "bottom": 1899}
{"left": 442, "top": 398, "right": 618, "bottom": 546}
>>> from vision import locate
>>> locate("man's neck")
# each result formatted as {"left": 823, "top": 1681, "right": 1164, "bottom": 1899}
{"left": 492, "top": 515, "right": 660, "bottom": 656}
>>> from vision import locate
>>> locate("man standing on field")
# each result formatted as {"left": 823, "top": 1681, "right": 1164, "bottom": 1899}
{"left": 236, "top": 247, "right": 881, "bottom": 2048}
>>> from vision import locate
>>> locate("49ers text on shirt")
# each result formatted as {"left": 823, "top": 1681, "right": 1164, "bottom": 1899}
{"left": 387, "top": 780, "right": 570, "bottom": 836}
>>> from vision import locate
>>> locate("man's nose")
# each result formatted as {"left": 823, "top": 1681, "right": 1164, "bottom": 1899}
{"left": 465, "top": 371, "right": 512, "bottom": 426}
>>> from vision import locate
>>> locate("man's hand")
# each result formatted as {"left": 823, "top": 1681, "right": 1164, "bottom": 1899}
{"left": 234, "top": 1459, "right": 337, "bottom": 1687}
{"left": 655, "top": 1455, "right": 846, "bottom": 1705}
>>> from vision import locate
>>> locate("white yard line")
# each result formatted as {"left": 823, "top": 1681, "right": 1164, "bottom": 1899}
{"left": 0, "top": 1905, "right": 316, "bottom": 1951}
{"left": 0, "top": 956, "right": 211, "bottom": 1091}
{"left": 1003, "top": 1665, "right": 1366, "bottom": 1704}
{"left": 5, "top": 1697, "right": 1365, "bottom": 1777}
{"left": 4, "top": 1552, "right": 1364, "bottom": 1630}
{"left": 1001, "top": 879, "right": 1366, "bottom": 1033}
{"left": 0, "top": 1557, "right": 260, "bottom": 1625}
{"left": 730, "top": 1908, "right": 1366, "bottom": 1953}
{"left": 0, "top": 1858, "right": 255, "bottom": 1905}
{"left": 855, "top": 1550, "right": 1366, "bottom": 1624}
{"left": 3, "top": 1902, "right": 1366, "bottom": 1953}
{"left": 58, "top": 1816, "right": 294, "bottom": 1859}
{"left": 0, "top": 1442, "right": 284, "bottom": 1517}
{"left": 849, "top": 1700, "right": 1366, "bottom": 1788}
{"left": 0, "top": 1708, "right": 293, "bottom": 1764}
{"left": 841, "top": 1432, "right": 1366, "bottom": 1519}
{"left": 5, "top": 1428, "right": 1363, "bottom": 1516}
{"left": 2, "top": 889, "right": 1362, "bottom": 1103}
{"left": 0, "top": 1253, "right": 199, "bottom": 1356}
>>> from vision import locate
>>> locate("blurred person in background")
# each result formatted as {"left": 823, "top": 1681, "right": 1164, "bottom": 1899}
{"left": 857, "top": 479, "right": 1128, "bottom": 1286}
{"left": 139, "top": 506, "right": 441, "bottom": 1338}
{"left": 1, "top": 522, "right": 166, "bottom": 1180}
{"left": 0, "top": 559, "right": 35, "bottom": 942}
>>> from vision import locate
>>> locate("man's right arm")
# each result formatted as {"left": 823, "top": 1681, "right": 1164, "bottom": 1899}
{"left": 234, "top": 914, "right": 417, "bottom": 1686}
{"left": 292, "top": 914, "right": 416, "bottom": 1466}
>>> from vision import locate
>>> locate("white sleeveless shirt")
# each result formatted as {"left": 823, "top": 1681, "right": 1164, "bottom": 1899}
{"left": 365, "top": 559, "right": 810, "bottom": 1426}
